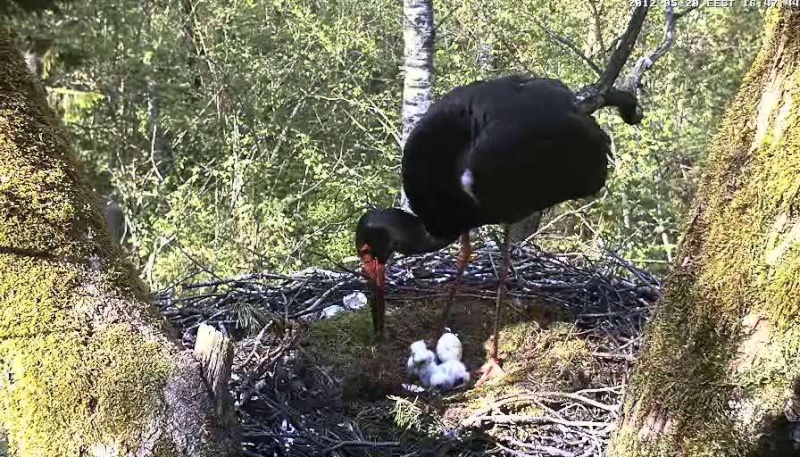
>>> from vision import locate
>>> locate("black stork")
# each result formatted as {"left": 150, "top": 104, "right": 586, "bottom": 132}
{"left": 355, "top": 75, "right": 612, "bottom": 385}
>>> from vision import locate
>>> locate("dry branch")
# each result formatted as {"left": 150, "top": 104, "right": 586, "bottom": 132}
{"left": 576, "top": 2, "right": 699, "bottom": 125}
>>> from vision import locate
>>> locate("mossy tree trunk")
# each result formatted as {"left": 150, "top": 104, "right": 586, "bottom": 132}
{"left": 0, "top": 29, "right": 240, "bottom": 456}
{"left": 608, "top": 8, "right": 800, "bottom": 456}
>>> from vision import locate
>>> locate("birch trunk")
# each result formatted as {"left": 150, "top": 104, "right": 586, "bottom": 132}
{"left": 608, "top": 8, "right": 800, "bottom": 455}
{"left": 0, "top": 29, "right": 240, "bottom": 456}
{"left": 398, "top": 0, "right": 434, "bottom": 211}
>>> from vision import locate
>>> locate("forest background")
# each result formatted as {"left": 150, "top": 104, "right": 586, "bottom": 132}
{"left": 7, "top": 0, "right": 762, "bottom": 290}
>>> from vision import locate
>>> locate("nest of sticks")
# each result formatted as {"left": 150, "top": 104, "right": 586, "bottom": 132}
{"left": 156, "top": 240, "right": 661, "bottom": 456}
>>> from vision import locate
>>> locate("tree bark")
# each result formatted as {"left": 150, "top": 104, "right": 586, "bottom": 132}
{"left": 398, "top": 0, "right": 434, "bottom": 212}
{"left": 508, "top": 211, "right": 544, "bottom": 244}
{"left": 0, "top": 29, "right": 240, "bottom": 456}
{"left": 608, "top": 8, "right": 800, "bottom": 456}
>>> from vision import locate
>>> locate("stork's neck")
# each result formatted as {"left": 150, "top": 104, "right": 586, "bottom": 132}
{"left": 392, "top": 209, "right": 458, "bottom": 256}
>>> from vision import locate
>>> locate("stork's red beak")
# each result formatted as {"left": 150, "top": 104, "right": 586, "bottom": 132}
{"left": 359, "top": 245, "right": 386, "bottom": 338}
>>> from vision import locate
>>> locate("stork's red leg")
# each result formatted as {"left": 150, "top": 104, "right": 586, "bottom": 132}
{"left": 435, "top": 232, "right": 471, "bottom": 338}
{"left": 491, "top": 226, "right": 511, "bottom": 359}
{"left": 475, "top": 226, "right": 510, "bottom": 387}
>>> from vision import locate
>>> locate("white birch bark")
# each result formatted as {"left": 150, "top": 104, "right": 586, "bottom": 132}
{"left": 398, "top": 0, "right": 434, "bottom": 212}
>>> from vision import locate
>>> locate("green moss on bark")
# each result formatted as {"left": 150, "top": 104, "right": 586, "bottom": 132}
{"left": 609, "top": 7, "right": 800, "bottom": 456}
{"left": 0, "top": 28, "right": 233, "bottom": 457}
{"left": 0, "top": 326, "right": 173, "bottom": 454}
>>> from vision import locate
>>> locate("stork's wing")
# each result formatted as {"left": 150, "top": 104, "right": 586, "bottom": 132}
{"left": 400, "top": 82, "right": 489, "bottom": 237}
{"left": 467, "top": 111, "right": 611, "bottom": 224}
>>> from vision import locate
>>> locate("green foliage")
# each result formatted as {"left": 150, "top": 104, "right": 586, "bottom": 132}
{"left": 303, "top": 307, "right": 375, "bottom": 363}
{"left": 9, "top": 0, "right": 764, "bottom": 287}
{"left": 390, "top": 396, "right": 445, "bottom": 436}
{"left": 587, "top": 3, "right": 764, "bottom": 271}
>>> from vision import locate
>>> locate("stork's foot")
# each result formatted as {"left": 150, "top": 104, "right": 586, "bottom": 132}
{"left": 474, "top": 358, "right": 506, "bottom": 387}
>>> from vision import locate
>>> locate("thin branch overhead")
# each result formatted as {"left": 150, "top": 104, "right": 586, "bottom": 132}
{"left": 576, "top": 2, "right": 699, "bottom": 125}
{"left": 531, "top": 16, "right": 603, "bottom": 76}
{"left": 622, "top": 2, "right": 701, "bottom": 93}
{"left": 598, "top": 4, "right": 650, "bottom": 93}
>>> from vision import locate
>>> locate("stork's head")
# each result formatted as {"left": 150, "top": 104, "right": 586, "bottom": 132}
{"left": 355, "top": 208, "right": 396, "bottom": 280}
{"left": 355, "top": 208, "right": 397, "bottom": 338}
{"left": 355, "top": 207, "right": 454, "bottom": 337}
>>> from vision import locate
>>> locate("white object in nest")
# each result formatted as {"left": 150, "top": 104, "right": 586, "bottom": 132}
{"left": 406, "top": 340, "right": 438, "bottom": 386}
{"left": 342, "top": 292, "right": 368, "bottom": 309}
{"left": 406, "top": 341, "right": 435, "bottom": 373}
{"left": 436, "top": 331, "right": 462, "bottom": 363}
{"left": 280, "top": 417, "right": 296, "bottom": 448}
{"left": 406, "top": 338, "right": 470, "bottom": 391}
{"left": 429, "top": 359, "right": 470, "bottom": 390}
{"left": 321, "top": 292, "right": 368, "bottom": 319}
{"left": 321, "top": 305, "right": 343, "bottom": 318}
{"left": 402, "top": 383, "right": 426, "bottom": 393}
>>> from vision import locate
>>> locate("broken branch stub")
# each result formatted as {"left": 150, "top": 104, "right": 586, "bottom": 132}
{"left": 194, "top": 323, "right": 235, "bottom": 416}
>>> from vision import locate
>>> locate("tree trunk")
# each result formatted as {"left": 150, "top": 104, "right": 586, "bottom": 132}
{"left": 145, "top": 78, "right": 174, "bottom": 177}
{"left": 102, "top": 195, "right": 126, "bottom": 246}
{"left": 398, "top": 0, "right": 434, "bottom": 212}
{"left": 181, "top": 0, "right": 206, "bottom": 91}
{"left": 608, "top": 8, "right": 800, "bottom": 456}
{"left": 0, "top": 29, "right": 240, "bottom": 456}
{"left": 475, "top": 4, "right": 494, "bottom": 75}
{"left": 508, "top": 211, "right": 544, "bottom": 244}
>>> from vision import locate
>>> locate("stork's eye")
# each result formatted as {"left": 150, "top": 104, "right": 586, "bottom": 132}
{"left": 358, "top": 244, "right": 371, "bottom": 256}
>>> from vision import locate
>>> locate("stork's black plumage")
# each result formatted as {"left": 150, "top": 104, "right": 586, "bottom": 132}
{"left": 402, "top": 76, "right": 610, "bottom": 235}
{"left": 355, "top": 75, "right": 611, "bottom": 384}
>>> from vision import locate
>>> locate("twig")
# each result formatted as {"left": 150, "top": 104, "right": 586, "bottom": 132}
{"left": 466, "top": 413, "right": 613, "bottom": 429}
{"left": 323, "top": 440, "right": 402, "bottom": 452}
{"left": 499, "top": 438, "right": 577, "bottom": 457}
{"left": 531, "top": 16, "right": 602, "bottom": 76}
{"left": 538, "top": 392, "right": 619, "bottom": 413}
{"left": 576, "top": 2, "right": 698, "bottom": 125}
{"left": 591, "top": 351, "right": 636, "bottom": 363}
{"left": 241, "top": 321, "right": 274, "bottom": 367}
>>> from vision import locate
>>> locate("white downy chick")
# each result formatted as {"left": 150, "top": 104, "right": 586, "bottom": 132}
{"left": 442, "top": 359, "right": 470, "bottom": 386}
{"left": 406, "top": 340, "right": 435, "bottom": 375}
{"left": 430, "top": 360, "right": 470, "bottom": 390}
{"left": 407, "top": 337, "right": 469, "bottom": 390}
{"left": 429, "top": 364, "right": 449, "bottom": 389}
{"left": 436, "top": 331, "right": 462, "bottom": 363}
{"left": 416, "top": 358, "right": 439, "bottom": 386}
